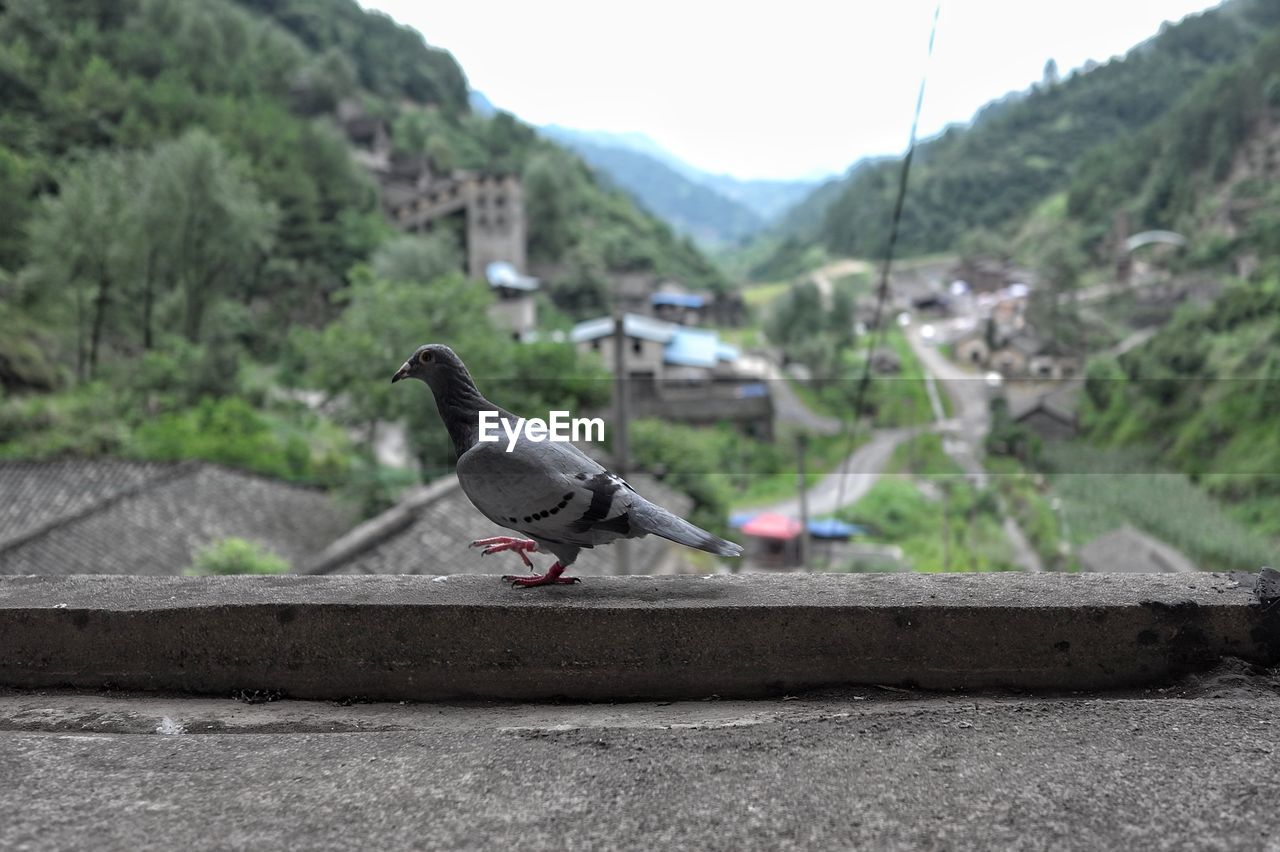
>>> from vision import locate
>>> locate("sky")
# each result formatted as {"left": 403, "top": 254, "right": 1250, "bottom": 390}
{"left": 365, "top": 1, "right": 1223, "bottom": 181}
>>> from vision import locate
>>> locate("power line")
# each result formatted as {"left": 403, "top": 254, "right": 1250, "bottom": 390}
{"left": 830, "top": 2, "right": 942, "bottom": 519}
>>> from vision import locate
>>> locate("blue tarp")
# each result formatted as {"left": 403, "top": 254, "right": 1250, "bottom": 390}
{"left": 807, "top": 518, "right": 866, "bottom": 539}
{"left": 729, "top": 512, "right": 758, "bottom": 529}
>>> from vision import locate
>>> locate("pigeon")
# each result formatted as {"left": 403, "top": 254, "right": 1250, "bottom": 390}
{"left": 392, "top": 343, "right": 743, "bottom": 587}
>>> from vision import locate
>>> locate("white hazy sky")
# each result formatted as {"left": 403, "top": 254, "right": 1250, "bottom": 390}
{"left": 365, "top": 1, "right": 1222, "bottom": 181}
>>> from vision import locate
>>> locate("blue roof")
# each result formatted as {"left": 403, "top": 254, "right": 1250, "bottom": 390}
{"left": 807, "top": 518, "right": 866, "bottom": 539}
{"left": 570, "top": 313, "right": 677, "bottom": 344}
{"left": 728, "top": 512, "right": 758, "bottom": 529}
{"left": 651, "top": 293, "right": 705, "bottom": 309}
{"left": 664, "top": 328, "right": 720, "bottom": 368}
{"left": 485, "top": 261, "right": 539, "bottom": 291}
{"left": 715, "top": 342, "right": 740, "bottom": 361}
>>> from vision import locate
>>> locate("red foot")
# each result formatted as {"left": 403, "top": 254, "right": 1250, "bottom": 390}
{"left": 470, "top": 536, "right": 537, "bottom": 568}
{"left": 502, "top": 561, "right": 580, "bottom": 588}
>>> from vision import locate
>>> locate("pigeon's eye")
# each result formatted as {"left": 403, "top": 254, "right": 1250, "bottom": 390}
{"left": 418, "top": 351, "right": 432, "bottom": 365}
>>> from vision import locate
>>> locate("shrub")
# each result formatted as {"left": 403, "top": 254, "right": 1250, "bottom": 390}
{"left": 187, "top": 538, "right": 290, "bottom": 575}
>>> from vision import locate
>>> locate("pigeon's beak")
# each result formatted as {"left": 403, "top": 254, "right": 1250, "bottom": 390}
{"left": 391, "top": 362, "right": 411, "bottom": 384}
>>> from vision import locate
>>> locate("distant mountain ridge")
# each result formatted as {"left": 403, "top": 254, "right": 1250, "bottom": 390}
{"left": 540, "top": 125, "right": 821, "bottom": 245}
{"left": 759, "top": 0, "right": 1280, "bottom": 263}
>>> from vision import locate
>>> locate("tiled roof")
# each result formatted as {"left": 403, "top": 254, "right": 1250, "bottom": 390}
{"left": 312, "top": 473, "right": 693, "bottom": 577}
{"left": 1078, "top": 524, "right": 1198, "bottom": 574}
{"left": 0, "top": 459, "right": 181, "bottom": 550}
{"left": 0, "top": 461, "right": 357, "bottom": 576}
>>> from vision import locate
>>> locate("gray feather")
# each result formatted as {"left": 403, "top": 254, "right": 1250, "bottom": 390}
{"left": 629, "top": 499, "right": 744, "bottom": 557}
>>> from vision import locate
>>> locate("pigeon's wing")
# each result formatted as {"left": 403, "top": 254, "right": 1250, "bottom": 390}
{"left": 455, "top": 439, "right": 638, "bottom": 548}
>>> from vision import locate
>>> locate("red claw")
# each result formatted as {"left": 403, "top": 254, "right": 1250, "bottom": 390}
{"left": 469, "top": 536, "right": 537, "bottom": 568}
{"left": 502, "top": 561, "right": 579, "bottom": 588}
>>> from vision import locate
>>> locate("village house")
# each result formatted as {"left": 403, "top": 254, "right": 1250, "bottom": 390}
{"left": 485, "top": 261, "right": 539, "bottom": 340}
{"left": 1007, "top": 381, "right": 1082, "bottom": 441}
{"left": 955, "top": 332, "right": 991, "bottom": 368}
{"left": 340, "top": 108, "right": 530, "bottom": 284}
{"left": 570, "top": 313, "right": 773, "bottom": 438}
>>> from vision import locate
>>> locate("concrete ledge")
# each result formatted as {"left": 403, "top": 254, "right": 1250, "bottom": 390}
{"left": 1, "top": 573, "right": 1276, "bottom": 701}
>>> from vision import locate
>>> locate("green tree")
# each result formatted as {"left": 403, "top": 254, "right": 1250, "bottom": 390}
{"left": 369, "top": 232, "right": 462, "bottom": 284}
{"left": 24, "top": 150, "right": 134, "bottom": 380}
{"left": 143, "top": 129, "right": 277, "bottom": 343}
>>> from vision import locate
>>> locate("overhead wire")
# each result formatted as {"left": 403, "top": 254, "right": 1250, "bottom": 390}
{"left": 828, "top": 1, "right": 943, "bottom": 520}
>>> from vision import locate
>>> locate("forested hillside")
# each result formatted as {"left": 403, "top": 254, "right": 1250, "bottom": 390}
{"left": 1055, "top": 28, "right": 1280, "bottom": 537}
{"left": 1066, "top": 27, "right": 1280, "bottom": 261}
{"left": 541, "top": 125, "right": 820, "bottom": 246}
{"left": 0, "top": 0, "right": 723, "bottom": 507}
{"left": 759, "top": 0, "right": 1280, "bottom": 267}
{"left": 543, "top": 136, "right": 764, "bottom": 246}
{"left": 1081, "top": 281, "right": 1280, "bottom": 537}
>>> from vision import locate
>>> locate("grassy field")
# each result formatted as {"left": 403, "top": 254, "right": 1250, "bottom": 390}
{"left": 788, "top": 329, "right": 945, "bottom": 428}
{"left": 1039, "top": 443, "right": 1275, "bottom": 572}
{"left": 837, "top": 434, "right": 1020, "bottom": 572}
{"left": 741, "top": 281, "right": 792, "bottom": 310}
{"left": 986, "top": 455, "right": 1070, "bottom": 571}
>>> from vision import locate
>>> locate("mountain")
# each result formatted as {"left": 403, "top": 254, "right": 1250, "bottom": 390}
{"left": 541, "top": 125, "right": 820, "bottom": 244}
{"left": 763, "top": 0, "right": 1280, "bottom": 263}
{"left": 543, "top": 134, "right": 764, "bottom": 245}
{"left": 468, "top": 90, "right": 497, "bottom": 117}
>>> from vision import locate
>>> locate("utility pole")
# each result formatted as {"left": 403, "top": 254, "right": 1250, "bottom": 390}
{"left": 612, "top": 308, "right": 631, "bottom": 576}
{"left": 796, "top": 433, "right": 811, "bottom": 570}
{"left": 941, "top": 482, "right": 951, "bottom": 573}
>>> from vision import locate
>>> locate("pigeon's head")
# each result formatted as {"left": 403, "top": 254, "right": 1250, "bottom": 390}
{"left": 391, "top": 343, "right": 468, "bottom": 392}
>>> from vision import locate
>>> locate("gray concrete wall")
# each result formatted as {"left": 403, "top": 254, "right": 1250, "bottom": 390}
{"left": 1, "top": 573, "right": 1275, "bottom": 702}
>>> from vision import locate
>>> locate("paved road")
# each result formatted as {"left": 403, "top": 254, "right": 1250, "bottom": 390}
{"left": 758, "top": 361, "right": 843, "bottom": 435}
{"left": 2, "top": 673, "right": 1276, "bottom": 851}
{"left": 809, "top": 258, "right": 871, "bottom": 302}
{"left": 753, "top": 427, "right": 914, "bottom": 519}
{"left": 905, "top": 324, "right": 1044, "bottom": 573}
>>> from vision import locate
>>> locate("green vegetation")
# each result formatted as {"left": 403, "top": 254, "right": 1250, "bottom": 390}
{"left": 0, "top": 0, "right": 726, "bottom": 518}
{"left": 785, "top": 330, "right": 943, "bottom": 428}
{"left": 547, "top": 138, "right": 763, "bottom": 245}
{"left": 1067, "top": 26, "right": 1280, "bottom": 260}
{"left": 839, "top": 434, "right": 1019, "bottom": 572}
{"left": 753, "top": 0, "right": 1280, "bottom": 264}
{"left": 186, "top": 537, "right": 290, "bottom": 575}
{"left": 628, "top": 421, "right": 860, "bottom": 534}
{"left": 985, "top": 456, "right": 1069, "bottom": 571}
{"left": 1040, "top": 444, "right": 1275, "bottom": 572}
{"left": 1078, "top": 280, "right": 1280, "bottom": 530}
{"left": 743, "top": 236, "right": 830, "bottom": 282}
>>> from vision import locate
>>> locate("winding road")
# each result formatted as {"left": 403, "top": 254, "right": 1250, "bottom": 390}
{"left": 754, "top": 427, "right": 916, "bottom": 519}
{"left": 905, "top": 323, "right": 1044, "bottom": 573}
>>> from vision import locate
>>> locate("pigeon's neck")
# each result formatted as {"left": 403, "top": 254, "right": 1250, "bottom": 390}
{"left": 430, "top": 374, "right": 504, "bottom": 459}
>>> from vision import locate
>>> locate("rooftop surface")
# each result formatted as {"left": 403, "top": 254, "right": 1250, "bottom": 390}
{"left": 2, "top": 664, "right": 1276, "bottom": 851}
{"left": 1, "top": 572, "right": 1276, "bottom": 849}
{"left": 0, "top": 460, "right": 357, "bottom": 576}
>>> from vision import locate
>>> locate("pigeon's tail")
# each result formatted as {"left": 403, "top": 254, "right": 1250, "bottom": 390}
{"left": 631, "top": 500, "right": 744, "bottom": 558}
